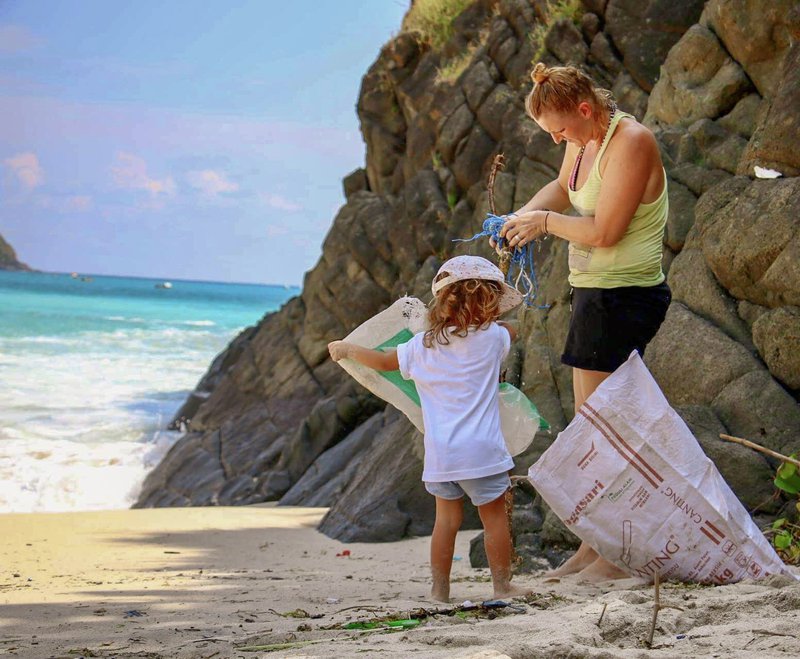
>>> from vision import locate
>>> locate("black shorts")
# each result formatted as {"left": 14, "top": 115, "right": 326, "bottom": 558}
{"left": 561, "top": 282, "right": 671, "bottom": 373}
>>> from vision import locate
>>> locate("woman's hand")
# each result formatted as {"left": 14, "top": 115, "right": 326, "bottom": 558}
{"left": 500, "top": 210, "right": 547, "bottom": 248}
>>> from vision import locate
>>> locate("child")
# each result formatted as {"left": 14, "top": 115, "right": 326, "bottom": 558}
{"left": 328, "top": 255, "right": 530, "bottom": 602}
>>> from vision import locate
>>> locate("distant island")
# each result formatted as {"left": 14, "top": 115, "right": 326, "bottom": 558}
{"left": 0, "top": 233, "right": 33, "bottom": 271}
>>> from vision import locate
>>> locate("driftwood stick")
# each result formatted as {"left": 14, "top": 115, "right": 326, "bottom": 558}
{"left": 719, "top": 434, "right": 800, "bottom": 469}
{"left": 646, "top": 570, "right": 661, "bottom": 647}
{"left": 487, "top": 154, "right": 505, "bottom": 215}
{"left": 597, "top": 602, "right": 608, "bottom": 626}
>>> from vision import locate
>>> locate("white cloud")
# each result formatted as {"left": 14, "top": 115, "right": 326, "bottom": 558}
{"left": 186, "top": 169, "right": 238, "bottom": 196}
{"left": 3, "top": 152, "right": 44, "bottom": 191}
{"left": 65, "top": 195, "right": 93, "bottom": 211}
{"left": 111, "top": 152, "right": 175, "bottom": 197}
{"left": 263, "top": 193, "right": 302, "bottom": 212}
{"left": 0, "top": 25, "right": 42, "bottom": 54}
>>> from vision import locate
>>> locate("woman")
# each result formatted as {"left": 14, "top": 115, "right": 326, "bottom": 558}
{"left": 500, "top": 63, "right": 671, "bottom": 581}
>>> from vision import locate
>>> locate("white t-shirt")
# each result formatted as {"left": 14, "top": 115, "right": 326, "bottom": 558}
{"left": 396, "top": 322, "right": 514, "bottom": 482}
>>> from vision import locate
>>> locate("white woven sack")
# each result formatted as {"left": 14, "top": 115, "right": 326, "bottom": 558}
{"left": 337, "top": 297, "right": 542, "bottom": 457}
{"left": 528, "top": 351, "right": 795, "bottom": 584}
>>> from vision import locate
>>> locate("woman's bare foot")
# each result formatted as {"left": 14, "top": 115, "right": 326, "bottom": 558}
{"left": 546, "top": 543, "right": 599, "bottom": 577}
{"left": 493, "top": 582, "right": 532, "bottom": 599}
{"left": 577, "top": 556, "right": 629, "bottom": 582}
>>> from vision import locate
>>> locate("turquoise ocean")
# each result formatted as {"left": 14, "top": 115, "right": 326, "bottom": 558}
{"left": 0, "top": 270, "right": 298, "bottom": 513}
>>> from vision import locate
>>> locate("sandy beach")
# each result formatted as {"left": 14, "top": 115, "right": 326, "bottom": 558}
{"left": 1, "top": 505, "right": 798, "bottom": 658}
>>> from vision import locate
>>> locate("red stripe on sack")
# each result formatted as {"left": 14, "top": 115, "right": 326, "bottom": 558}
{"left": 584, "top": 403, "right": 664, "bottom": 484}
{"left": 578, "top": 409, "right": 659, "bottom": 489}
{"left": 705, "top": 520, "right": 725, "bottom": 539}
{"left": 699, "top": 526, "right": 721, "bottom": 545}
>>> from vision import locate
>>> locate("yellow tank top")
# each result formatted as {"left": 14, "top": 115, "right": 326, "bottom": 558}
{"left": 567, "top": 111, "right": 667, "bottom": 289}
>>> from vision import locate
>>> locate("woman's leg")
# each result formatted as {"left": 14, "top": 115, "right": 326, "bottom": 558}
{"left": 548, "top": 367, "right": 627, "bottom": 580}
{"left": 430, "top": 496, "right": 464, "bottom": 602}
{"left": 478, "top": 493, "right": 531, "bottom": 598}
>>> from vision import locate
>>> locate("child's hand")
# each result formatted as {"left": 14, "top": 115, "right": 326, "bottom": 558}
{"left": 328, "top": 340, "right": 350, "bottom": 362}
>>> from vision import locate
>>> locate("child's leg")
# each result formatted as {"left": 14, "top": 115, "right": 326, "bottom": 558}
{"left": 478, "top": 492, "right": 530, "bottom": 598}
{"left": 430, "top": 495, "right": 464, "bottom": 602}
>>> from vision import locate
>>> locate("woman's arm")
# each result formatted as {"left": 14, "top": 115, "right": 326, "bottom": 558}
{"left": 502, "top": 126, "right": 662, "bottom": 248}
{"left": 328, "top": 340, "right": 399, "bottom": 371}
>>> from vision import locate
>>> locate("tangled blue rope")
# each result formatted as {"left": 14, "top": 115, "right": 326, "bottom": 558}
{"left": 454, "top": 213, "right": 548, "bottom": 309}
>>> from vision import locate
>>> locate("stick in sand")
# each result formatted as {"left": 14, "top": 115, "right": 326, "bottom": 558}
{"left": 719, "top": 434, "right": 800, "bottom": 469}
{"left": 645, "top": 571, "right": 683, "bottom": 648}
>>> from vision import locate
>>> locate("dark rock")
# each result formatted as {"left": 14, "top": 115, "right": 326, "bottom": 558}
{"left": 738, "top": 38, "right": 800, "bottom": 177}
{"left": 645, "top": 303, "right": 761, "bottom": 405}
{"left": 280, "top": 412, "right": 384, "bottom": 506}
{"left": 668, "top": 248, "right": 753, "bottom": 348}
{"left": 0, "top": 233, "right": 32, "bottom": 271}
{"left": 476, "top": 84, "right": 517, "bottom": 142}
{"left": 712, "top": 370, "right": 800, "bottom": 457}
{"left": 138, "top": 1, "right": 800, "bottom": 565}
{"left": 676, "top": 405, "right": 776, "bottom": 511}
{"left": 545, "top": 19, "right": 589, "bottom": 66}
{"left": 461, "top": 59, "right": 496, "bottom": 112}
{"left": 693, "top": 177, "right": 800, "bottom": 308}
{"left": 664, "top": 180, "right": 696, "bottom": 252}
{"left": 437, "top": 103, "right": 474, "bottom": 165}
{"left": 752, "top": 306, "right": 800, "bottom": 390}
{"left": 452, "top": 124, "right": 497, "bottom": 192}
{"left": 589, "top": 32, "right": 623, "bottom": 77}
{"left": 646, "top": 24, "right": 753, "bottom": 128}
{"left": 703, "top": 0, "right": 796, "bottom": 98}
{"left": 605, "top": 0, "right": 705, "bottom": 92}
{"left": 343, "top": 168, "right": 369, "bottom": 198}
{"left": 718, "top": 93, "right": 762, "bottom": 141}
{"left": 581, "top": 12, "right": 601, "bottom": 42}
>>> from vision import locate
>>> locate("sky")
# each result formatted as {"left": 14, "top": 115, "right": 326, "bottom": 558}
{"left": 0, "top": 1, "right": 408, "bottom": 285}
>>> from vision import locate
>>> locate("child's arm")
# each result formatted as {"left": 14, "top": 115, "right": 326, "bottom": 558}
{"left": 497, "top": 321, "right": 517, "bottom": 342}
{"left": 328, "top": 340, "right": 400, "bottom": 371}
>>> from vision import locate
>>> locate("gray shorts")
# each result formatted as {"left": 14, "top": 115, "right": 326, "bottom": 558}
{"left": 425, "top": 472, "right": 511, "bottom": 507}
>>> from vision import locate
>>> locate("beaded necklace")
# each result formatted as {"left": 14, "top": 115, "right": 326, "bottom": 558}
{"left": 569, "top": 103, "right": 617, "bottom": 192}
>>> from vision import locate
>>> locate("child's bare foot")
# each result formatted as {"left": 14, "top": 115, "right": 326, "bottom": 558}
{"left": 493, "top": 582, "right": 532, "bottom": 599}
{"left": 431, "top": 576, "right": 450, "bottom": 603}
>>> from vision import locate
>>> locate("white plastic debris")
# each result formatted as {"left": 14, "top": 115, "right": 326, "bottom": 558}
{"left": 528, "top": 351, "right": 796, "bottom": 585}
{"left": 754, "top": 166, "right": 783, "bottom": 179}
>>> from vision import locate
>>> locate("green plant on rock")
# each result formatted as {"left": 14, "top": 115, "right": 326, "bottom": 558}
{"left": 529, "top": 0, "right": 585, "bottom": 63}
{"left": 766, "top": 455, "right": 800, "bottom": 565}
{"left": 402, "top": 0, "right": 473, "bottom": 51}
{"left": 447, "top": 190, "right": 459, "bottom": 210}
{"left": 436, "top": 43, "right": 478, "bottom": 84}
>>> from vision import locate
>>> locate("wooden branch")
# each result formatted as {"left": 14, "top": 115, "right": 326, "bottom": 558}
{"left": 719, "top": 434, "right": 800, "bottom": 469}
{"left": 646, "top": 570, "right": 661, "bottom": 647}
{"left": 597, "top": 602, "right": 608, "bottom": 626}
{"left": 487, "top": 154, "right": 505, "bottom": 215}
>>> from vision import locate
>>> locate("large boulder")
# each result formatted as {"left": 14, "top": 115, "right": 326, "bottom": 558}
{"left": 140, "top": 2, "right": 800, "bottom": 564}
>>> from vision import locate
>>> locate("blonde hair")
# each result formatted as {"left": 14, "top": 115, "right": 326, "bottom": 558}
{"left": 423, "top": 276, "right": 502, "bottom": 348}
{"left": 525, "top": 62, "right": 614, "bottom": 119}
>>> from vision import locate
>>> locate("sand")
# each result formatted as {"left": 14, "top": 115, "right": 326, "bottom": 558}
{"left": 1, "top": 504, "right": 798, "bottom": 659}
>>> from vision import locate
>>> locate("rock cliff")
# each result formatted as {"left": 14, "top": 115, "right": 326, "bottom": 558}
{"left": 0, "top": 233, "right": 31, "bottom": 271}
{"left": 136, "top": 0, "right": 800, "bottom": 556}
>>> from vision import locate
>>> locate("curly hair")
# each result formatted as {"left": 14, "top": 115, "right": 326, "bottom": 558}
{"left": 525, "top": 61, "right": 614, "bottom": 119}
{"left": 423, "top": 275, "right": 503, "bottom": 348}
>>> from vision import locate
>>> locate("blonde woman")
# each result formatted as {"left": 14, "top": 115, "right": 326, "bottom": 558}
{"left": 499, "top": 63, "right": 671, "bottom": 581}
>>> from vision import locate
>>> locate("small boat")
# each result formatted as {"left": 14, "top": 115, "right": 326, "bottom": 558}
{"left": 155, "top": 281, "right": 173, "bottom": 289}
